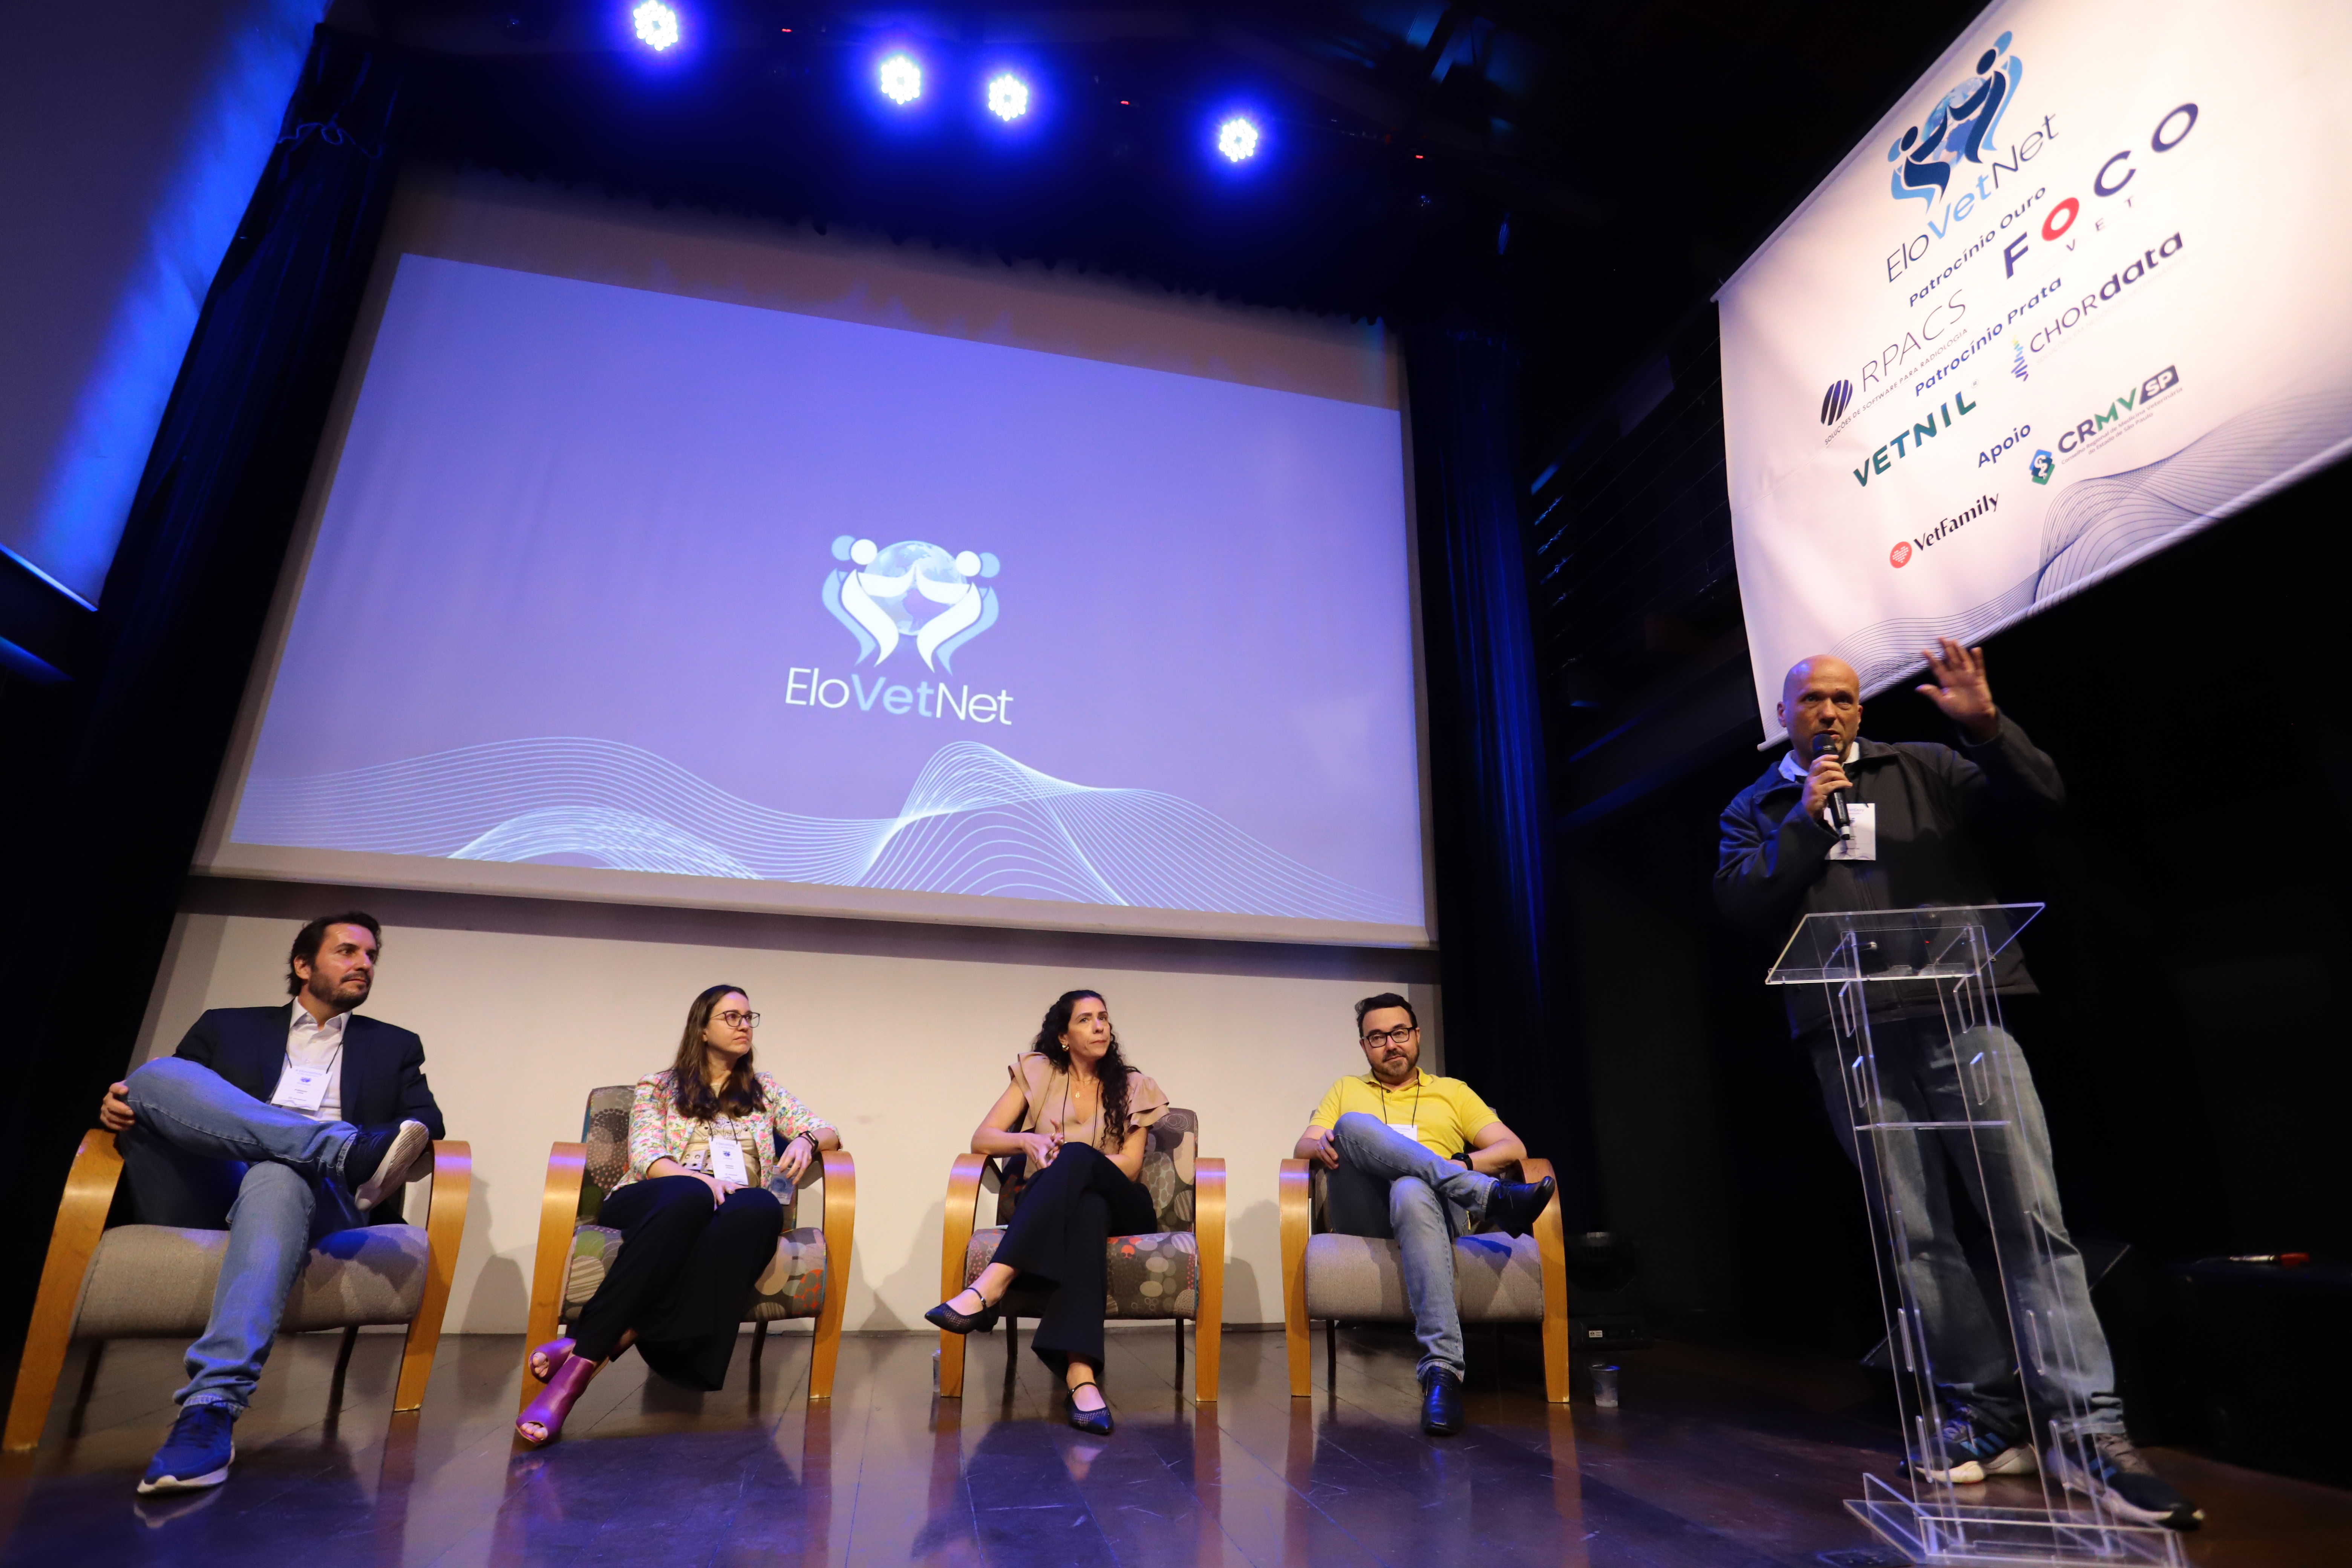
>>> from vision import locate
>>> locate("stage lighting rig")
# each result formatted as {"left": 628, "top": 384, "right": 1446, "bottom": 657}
{"left": 1217, "top": 117, "right": 1260, "bottom": 162}
{"left": 631, "top": 0, "right": 680, "bottom": 51}
{"left": 878, "top": 53, "right": 922, "bottom": 105}
{"left": 986, "top": 73, "right": 1030, "bottom": 122}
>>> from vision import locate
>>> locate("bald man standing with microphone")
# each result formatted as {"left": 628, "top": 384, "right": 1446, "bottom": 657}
{"left": 1714, "top": 639, "right": 2199, "bottom": 1532}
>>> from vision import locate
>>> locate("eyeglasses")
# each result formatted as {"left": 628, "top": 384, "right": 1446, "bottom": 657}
{"left": 715, "top": 1011, "right": 761, "bottom": 1029}
{"left": 1361, "top": 1026, "right": 1418, "bottom": 1048}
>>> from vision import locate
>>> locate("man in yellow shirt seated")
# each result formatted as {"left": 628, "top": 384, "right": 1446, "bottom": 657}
{"left": 1292, "top": 992, "right": 1554, "bottom": 1436}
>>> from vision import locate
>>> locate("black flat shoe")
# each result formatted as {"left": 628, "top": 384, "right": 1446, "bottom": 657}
{"left": 1066, "top": 1382, "right": 1113, "bottom": 1435}
{"left": 1484, "top": 1175, "right": 1556, "bottom": 1237}
{"left": 924, "top": 1290, "right": 999, "bottom": 1335}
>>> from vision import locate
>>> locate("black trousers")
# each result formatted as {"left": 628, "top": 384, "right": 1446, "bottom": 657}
{"left": 988, "top": 1142, "right": 1157, "bottom": 1374}
{"left": 570, "top": 1175, "right": 784, "bottom": 1390}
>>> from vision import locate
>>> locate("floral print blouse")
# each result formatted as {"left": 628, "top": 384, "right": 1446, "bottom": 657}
{"left": 621, "top": 1069, "right": 834, "bottom": 1191}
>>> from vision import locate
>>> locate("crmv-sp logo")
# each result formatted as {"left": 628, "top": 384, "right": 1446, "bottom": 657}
{"left": 822, "top": 536, "right": 1001, "bottom": 672}
{"left": 2053, "top": 365, "right": 2179, "bottom": 456}
{"left": 1821, "top": 379, "right": 1855, "bottom": 426}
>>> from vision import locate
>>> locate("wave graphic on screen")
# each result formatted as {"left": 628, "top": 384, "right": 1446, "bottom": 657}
{"left": 231, "top": 738, "right": 1416, "bottom": 922}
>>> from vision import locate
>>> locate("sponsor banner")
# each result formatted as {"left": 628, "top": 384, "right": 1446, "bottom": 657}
{"left": 1717, "top": 0, "right": 2352, "bottom": 739}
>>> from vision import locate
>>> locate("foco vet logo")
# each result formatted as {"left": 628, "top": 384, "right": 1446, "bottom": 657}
{"left": 823, "top": 537, "right": 1001, "bottom": 672}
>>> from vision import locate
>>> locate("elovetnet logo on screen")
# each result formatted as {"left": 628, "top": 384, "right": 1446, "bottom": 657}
{"left": 790, "top": 535, "right": 1015, "bottom": 724}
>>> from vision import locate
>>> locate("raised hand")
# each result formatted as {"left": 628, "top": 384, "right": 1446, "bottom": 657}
{"left": 1915, "top": 637, "right": 1999, "bottom": 741}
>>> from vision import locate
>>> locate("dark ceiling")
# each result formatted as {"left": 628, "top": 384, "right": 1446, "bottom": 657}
{"left": 343, "top": 0, "right": 1989, "bottom": 453}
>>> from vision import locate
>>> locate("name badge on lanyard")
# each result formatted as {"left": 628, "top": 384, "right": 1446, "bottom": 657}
{"left": 1826, "top": 800, "right": 1879, "bottom": 861}
{"left": 1386, "top": 1122, "right": 1420, "bottom": 1142}
{"left": 706, "top": 1121, "right": 749, "bottom": 1187}
{"left": 273, "top": 1061, "right": 334, "bottom": 1113}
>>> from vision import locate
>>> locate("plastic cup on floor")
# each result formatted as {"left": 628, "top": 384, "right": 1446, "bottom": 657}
{"left": 1589, "top": 1363, "right": 1620, "bottom": 1409}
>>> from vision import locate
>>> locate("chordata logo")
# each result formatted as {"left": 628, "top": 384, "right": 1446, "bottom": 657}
{"left": 1888, "top": 32, "right": 2021, "bottom": 212}
{"left": 1821, "top": 379, "right": 1855, "bottom": 426}
{"left": 823, "top": 537, "right": 1002, "bottom": 673}
{"left": 2029, "top": 449, "right": 2055, "bottom": 484}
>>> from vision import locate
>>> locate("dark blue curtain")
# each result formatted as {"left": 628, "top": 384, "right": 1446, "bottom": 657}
{"left": 0, "top": 30, "right": 403, "bottom": 1377}
{"left": 1405, "top": 323, "right": 1592, "bottom": 1218}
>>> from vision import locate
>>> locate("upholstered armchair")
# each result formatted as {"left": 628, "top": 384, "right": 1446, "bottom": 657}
{"left": 6, "top": 1128, "right": 471, "bottom": 1450}
{"left": 1279, "top": 1154, "right": 1569, "bottom": 1400}
{"left": 937, "top": 1109, "right": 1224, "bottom": 1401}
{"left": 519, "top": 1086, "right": 856, "bottom": 1408}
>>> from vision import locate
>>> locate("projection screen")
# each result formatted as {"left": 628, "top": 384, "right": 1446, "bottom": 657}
{"left": 196, "top": 172, "right": 1430, "bottom": 946}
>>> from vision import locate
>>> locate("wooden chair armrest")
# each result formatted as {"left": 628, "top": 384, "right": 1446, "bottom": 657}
{"left": 1521, "top": 1156, "right": 1570, "bottom": 1403}
{"left": 1193, "top": 1158, "right": 1224, "bottom": 1402}
{"left": 1279, "top": 1158, "right": 1313, "bottom": 1398}
{"left": 936, "top": 1153, "right": 988, "bottom": 1398}
{"left": 395, "top": 1140, "right": 471, "bottom": 1410}
{"left": 808, "top": 1148, "right": 856, "bottom": 1400}
{"left": 519, "top": 1142, "right": 587, "bottom": 1412}
{"left": 5, "top": 1130, "right": 124, "bottom": 1450}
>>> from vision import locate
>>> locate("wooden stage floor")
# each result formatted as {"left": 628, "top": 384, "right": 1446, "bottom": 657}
{"left": 2, "top": 1324, "right": 2343, "bottom": 1567}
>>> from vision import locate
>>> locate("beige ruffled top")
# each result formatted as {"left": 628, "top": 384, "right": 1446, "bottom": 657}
{"left": 1008, "top": 1051, "right": 1167, "bottom": 1152}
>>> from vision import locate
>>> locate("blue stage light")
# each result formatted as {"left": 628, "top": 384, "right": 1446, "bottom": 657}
{"left": 986, "top": 73, "right": 1030, "bottom": 122}
{"left": 1217, "top": 117, "right": 1260, "bottom": 162}
{"left": 879, "top": 54, "right": 922, "bottom": 106}
{"left": 631, "top": 0, "right": 680, "bottom": 51}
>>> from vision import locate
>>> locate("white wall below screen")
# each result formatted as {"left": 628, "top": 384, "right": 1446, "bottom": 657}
{"left": 133, "top": 910, "right": 1438, "bottom": 1334}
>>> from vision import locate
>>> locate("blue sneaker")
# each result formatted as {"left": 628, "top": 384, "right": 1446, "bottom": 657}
{"left": 139, "top": 1404, "right": 237, "bottom": 1494}
{"left": 1915, "top": 1409, "right": 2037, "bottom": 1484}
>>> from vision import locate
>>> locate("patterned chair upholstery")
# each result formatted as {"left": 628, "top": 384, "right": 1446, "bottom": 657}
{"left": 937, "top": 1109, "right": 1224, "bottom": 1401}
{"left": 6, "top": 1129, "right": 471, "bottom": 1451}
{"left": 520, "top": 1086, "right": 856, "bottom": 1410}
{"left": 1278, "top": 1155, "right": 1570, "bottom": 1401}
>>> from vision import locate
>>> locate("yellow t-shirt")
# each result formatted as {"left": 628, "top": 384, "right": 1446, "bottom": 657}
{"left": 1308, "top": 1071, "right": 1499, "bottom": 1158}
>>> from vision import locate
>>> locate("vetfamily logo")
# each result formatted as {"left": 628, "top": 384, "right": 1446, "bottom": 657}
{"left": 822, "top": 537, "right": 1001, "bottom": 672}
{"left": 1901, "top": 493, "right": 1997, "bottom": 564}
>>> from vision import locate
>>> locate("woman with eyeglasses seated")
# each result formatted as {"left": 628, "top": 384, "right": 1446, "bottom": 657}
{"left": 518, "top": 984, "right": 837, "bottom": 1445}
{"left": 926, "top": 988, "right": 1168, "bottom": 1435}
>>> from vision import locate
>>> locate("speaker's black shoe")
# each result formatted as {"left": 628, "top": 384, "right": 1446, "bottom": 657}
{"left": 1483, "top": 1174, "right": 1556, "bottom": 1237}
{"left": 923, "top": 1289, "right": 1000, "bottom": 1335}
{"left": 1419, "top": 1366, "right": 1464, "bottom": 1436}
{"left": 1066, "top": 1379, "right": 1114, "bottom": 1435}
{"left": 345, "top": 1121, "right": 431, "bottom": 1211}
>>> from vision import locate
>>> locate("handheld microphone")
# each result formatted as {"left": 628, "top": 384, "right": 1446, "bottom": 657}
{"left": 1810, "top": 730, "right": 1852, "bottom": 835}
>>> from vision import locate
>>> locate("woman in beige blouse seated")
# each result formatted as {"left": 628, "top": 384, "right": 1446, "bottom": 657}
{"left": 927, "top": 988, "right": 1167, "bottom": 1435}
{"left": 518, "top": 983, "right": 839, "bottom": 1445}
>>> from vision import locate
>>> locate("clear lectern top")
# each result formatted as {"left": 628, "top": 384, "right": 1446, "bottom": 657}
{"left": 1764, "top": 903, "right": 2041, "bottom": 987}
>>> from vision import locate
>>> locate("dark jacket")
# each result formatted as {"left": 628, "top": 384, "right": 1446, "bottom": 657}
{"left": 1713, "top": 716, "right": 2064, "bottom": 1032}
{"left": 175, "top": 1004, "right": 445, "bottom": 1222}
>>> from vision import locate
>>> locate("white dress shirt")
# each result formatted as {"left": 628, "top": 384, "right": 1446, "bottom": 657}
{"left": 273, "top": 1002, "right": 349, "bottom": 1123}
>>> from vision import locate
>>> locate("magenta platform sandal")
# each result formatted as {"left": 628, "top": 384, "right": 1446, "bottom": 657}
{"left": 516, "top": 1355, "right": 596, "bottom": 1446}
{"left": 527, "top": 1337, "right": 577, "bottom": 1384}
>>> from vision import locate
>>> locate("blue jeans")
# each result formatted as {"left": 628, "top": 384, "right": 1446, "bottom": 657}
{"left": 1806, "top": 1014, "right": 2123, "bottom": 1441}
{"left": 1322, "top": 1112, "right": 1498, "bottom": 1381}
{"left": 121, "top": 1058, "right": 370, "bottom": 1413}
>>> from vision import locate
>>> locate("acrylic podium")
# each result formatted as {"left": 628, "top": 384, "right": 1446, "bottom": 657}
{"left": 1767, "top": 905, "right": 2184, "bottom": 1567}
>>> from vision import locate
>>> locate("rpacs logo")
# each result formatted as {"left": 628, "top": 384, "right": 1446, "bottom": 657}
{"left": 823, "top": 537, "right": 1001, "bottom": 673}
{"left": 1888, "top": 34, "right": 2022, "bottom": 214}
{"left": 1820, "top": 379, "right": 1855, "bottom": 426}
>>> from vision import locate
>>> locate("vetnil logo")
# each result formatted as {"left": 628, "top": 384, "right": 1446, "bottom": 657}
{"left": 1851, "top": 390, "right": 1977, "bottom": 486}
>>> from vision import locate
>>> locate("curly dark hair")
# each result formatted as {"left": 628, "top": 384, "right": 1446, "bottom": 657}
{"left": 1031, "top": 989, "right": 1137, "bottom": 1147}
{"left": 668, "top": 984, "right": 770, "bottom": 1121}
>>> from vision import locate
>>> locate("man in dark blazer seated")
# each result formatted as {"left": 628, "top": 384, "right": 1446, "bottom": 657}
{"left": 95, "top": 911, "right": 442, "bottom": 1496}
